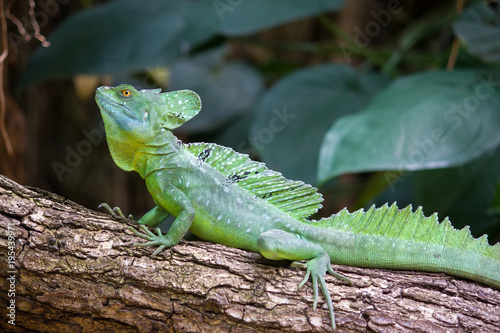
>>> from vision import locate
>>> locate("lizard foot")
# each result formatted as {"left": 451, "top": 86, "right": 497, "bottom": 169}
{"left": 297, "top": 254, "right": 353, "bottom": 331}
{"left": 126, "top": 224, "right": 175, "bottom": 255}
{"left": 98, "top": 203, "right": 134, "bottom": 220}
{"left": 257, "top": 229, "right": 353, "bottom": 331}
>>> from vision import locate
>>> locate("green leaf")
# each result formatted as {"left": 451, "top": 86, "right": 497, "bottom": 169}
{"left": 250, "top": 64, "right": 389, "bottom": 185}
{"left": 318, "top": 69, "right": 500, "bottom": 184}
{"left": 217, "top": 0, "right": 343, "bottom": 35}
{"left": 20, "top": 0, "right": 343, "bottom": 87}
{"left": 453, "top": 3, "right": 500, "bottom": 64}
{"left": 414, "top": 147, "right": 500, "bottom": 238}
{"left": 20, "top": 0, "right": 220, "bottom": 87}
{"left": 215, "top": 111, "right": 255, "bottom": 156}
{"left": 169, "top": 46, "right": 263, "bottom": 133}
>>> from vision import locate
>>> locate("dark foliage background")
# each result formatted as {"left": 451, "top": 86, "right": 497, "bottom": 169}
{"left": 1, "top": 0, "right": 499, "bottom": 242}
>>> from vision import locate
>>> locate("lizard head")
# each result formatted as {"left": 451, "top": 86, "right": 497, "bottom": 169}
{"left": 95, "top": 84, "right": 201, "bottom": 171}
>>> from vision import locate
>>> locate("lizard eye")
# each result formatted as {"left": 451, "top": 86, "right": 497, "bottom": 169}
{"left": 119, "top": 89, "right": 132, "bottom": 98}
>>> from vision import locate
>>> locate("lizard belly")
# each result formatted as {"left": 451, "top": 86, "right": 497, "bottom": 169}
{"left": 186, "top": 183, "right": 292, "bottom": 253}
{"left": 189, "top": 212, "right": 261, "bottom": 252}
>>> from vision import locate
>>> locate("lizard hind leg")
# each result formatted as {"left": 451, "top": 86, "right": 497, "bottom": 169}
{"left": 257, "top": 229, "right": 351, "bottom": 331}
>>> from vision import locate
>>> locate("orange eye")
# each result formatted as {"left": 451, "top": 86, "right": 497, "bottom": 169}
{"left": 121, "top": 89, "right": 132, "bottom": 97}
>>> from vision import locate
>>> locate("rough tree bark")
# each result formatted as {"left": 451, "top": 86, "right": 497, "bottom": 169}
{"left": 0, "top": 174, "right": 499, "bottom": 333}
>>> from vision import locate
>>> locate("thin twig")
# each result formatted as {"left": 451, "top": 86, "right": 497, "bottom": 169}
{"left": 28, "top": 0, "right": 50, "bottom": 47}
{"left": 5, "top": 7, "right": 31, "bottom": 42}
{"left": 0, "top": 0, "right": 14, "bottom": 156}
{"left": 446, "top": 0, "right": 465, "bottom": 71}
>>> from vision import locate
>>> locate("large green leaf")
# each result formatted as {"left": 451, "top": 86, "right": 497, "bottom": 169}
{"left": 20, "top": 0, "right": 342, "bottom": 87}
{"left": 217, "top": 0, "right": 343, "bottom": 35}
{"left": 453, "top": 3, "right": 500, "bottom": 64}
{"left": 414, "top": 147, "right": 500, "bottom": 238}
{"left": 20, "top": 0, "right": 219, "bottom": 87}
{"left": 169, "top": 46, "right": 263, "bottom": 133}
{"left": 318, "top": 69, "right": 500, "bottom": 184}
{"left": 250, "top": 64, "right": 389, "bottom": 185}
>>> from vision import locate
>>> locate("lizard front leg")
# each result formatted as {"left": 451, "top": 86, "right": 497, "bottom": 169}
{"left": 129, "top": 185, "right": 195, "bottom": 255}
{"left": 257, "top": 229, "right": 352, "bottom": 331}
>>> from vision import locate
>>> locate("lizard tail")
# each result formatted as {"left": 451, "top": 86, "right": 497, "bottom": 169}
{"left": 304, "top": 203, "right": 500, "bottom": 289}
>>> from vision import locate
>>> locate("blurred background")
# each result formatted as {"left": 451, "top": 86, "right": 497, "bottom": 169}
{"left": 1, "top": 0, "right": 499, "bottom": 243}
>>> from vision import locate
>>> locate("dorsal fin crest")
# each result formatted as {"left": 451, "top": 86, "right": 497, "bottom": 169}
{"left": 310, "top": 203, "right": 500, "bottom": 260}
{"left": 186, "top": 142, "right": 323, "bottom": 219}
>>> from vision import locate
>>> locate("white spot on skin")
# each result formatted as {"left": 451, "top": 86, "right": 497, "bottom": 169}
{"left": 260, "top": 227, "right": 264, "bottom": 233}
{"left": 248, "top": 205, "right": 254, "bottom": 211}
{"left": 197, "top": 196, "right": 202, "bottom": 202}
{"left": 178, "top": 100, "right": 182, "bottom": 104}
{"left": 226, "top": 219, "right": 231, "bottom": 225}
{"left": 206, "top": 200, "right": 210, "bottom": 206}
{"left": 246, "top": 228, "right": 251, "bottom": 233}
{"left": 238, "top": 223, "right": 241, "bottom": 228}
{"left": 224, "top": 187, "right": 230, "bottom": 193}
{"left": 236, "top": 198, "right": 243, "bottom": 204}
{"left": 186, "top": 181, "right": 190, "bottom": 188}
{"left": 262, "top": 214, "right": 270, "bottom": 220}
{"left": 217, "top": 215, "right": 222, "bottom": 220}
{"left": 214, "top": 178, "right": 221, "bottom": 185}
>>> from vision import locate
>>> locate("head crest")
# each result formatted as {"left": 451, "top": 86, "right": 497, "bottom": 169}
{"left": 159, "top": 90, "right": 201, "bottom": 129}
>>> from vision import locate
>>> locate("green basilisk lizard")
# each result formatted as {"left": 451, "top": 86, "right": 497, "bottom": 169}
{"left": 95, "top": 84, "right": 500, "bottom": 331}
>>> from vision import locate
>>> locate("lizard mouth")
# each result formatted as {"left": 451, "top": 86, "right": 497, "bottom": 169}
{"left": 95, "top": 94, "right": 136, "bottom": 121}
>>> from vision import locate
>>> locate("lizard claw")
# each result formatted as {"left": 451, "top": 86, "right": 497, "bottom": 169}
{"left": 126, "top": 225, "right": 174, "bottom": 255}
{"left": 100, "top": 204, "right": 173, "bottom": 255}
{"left": 297, "top": 255, "right": 352, "bottom": 331}
{"left": 99, "top": 203, "right": 134, "bottom": 220}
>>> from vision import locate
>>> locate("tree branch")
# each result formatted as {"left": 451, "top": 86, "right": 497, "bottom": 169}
{"left": 0, "top": 174, "right": 499, "bottom": 332}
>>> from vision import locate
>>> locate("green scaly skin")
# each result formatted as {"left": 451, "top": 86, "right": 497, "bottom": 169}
{"left": 96, "top": 84, "right": 500, "bottom": 331}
